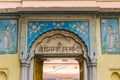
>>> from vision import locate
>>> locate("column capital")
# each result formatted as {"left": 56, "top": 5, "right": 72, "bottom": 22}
{"left": 90, "top": 59, "right": 97, "bottom": 67}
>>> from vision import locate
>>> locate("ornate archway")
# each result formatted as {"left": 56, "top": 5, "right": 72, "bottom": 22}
{"left": 30, "top": 30, "right": 88, "bottom": 80}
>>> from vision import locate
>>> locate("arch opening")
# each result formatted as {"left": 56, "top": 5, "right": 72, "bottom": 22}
{"left": 43, "top": 58, "right": 80, "bottom": 80}
{"left": 30, "top": 30, "right": 88, "bottom": 80}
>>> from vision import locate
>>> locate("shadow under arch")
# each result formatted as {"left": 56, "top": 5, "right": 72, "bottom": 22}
{"left": 30, "top": 29, "right": 88, "bottom": 57}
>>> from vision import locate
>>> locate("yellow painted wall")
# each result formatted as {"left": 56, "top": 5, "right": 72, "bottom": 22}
{"left": 0, "top": 53, "right": 20, "bottom": 80}
{"left": 97, "top": 55, "right": 120, "bottom": 80}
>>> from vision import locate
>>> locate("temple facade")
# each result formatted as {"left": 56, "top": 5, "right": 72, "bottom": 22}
{"left": 0, "top": 0, "right": 120, "bottom": 80}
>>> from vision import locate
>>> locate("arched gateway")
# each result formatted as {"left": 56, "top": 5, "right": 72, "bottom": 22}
{"left": 30, "top": 30, "right": 88, "bottom": 80}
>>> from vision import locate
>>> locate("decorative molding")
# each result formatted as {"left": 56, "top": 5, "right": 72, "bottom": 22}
{"left": 110, "top": 68, "right": 120, "bottom": 70}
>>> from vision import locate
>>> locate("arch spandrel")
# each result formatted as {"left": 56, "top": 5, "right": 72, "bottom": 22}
{"left": 30, "top": 30, "right": 88, "bottom": 55}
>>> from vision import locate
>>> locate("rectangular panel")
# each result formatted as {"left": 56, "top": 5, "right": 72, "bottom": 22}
{"left": 101, "top": 18, "right": 119, "bottom": 54}
{"left": 0, "top": 19, "right": 18, "bottom": 54}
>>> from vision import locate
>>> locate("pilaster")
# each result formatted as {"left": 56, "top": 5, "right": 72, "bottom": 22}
{"left": 90, "top": 57, "right": 97, "bottom": 80}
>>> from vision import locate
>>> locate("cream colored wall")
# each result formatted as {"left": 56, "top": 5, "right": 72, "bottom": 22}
{"left": 0, "top": 54, "right": 20, "bottom": 80}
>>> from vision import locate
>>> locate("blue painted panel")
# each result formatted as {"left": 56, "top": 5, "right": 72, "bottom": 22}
{"left": 101, "top": 18, "right": 120, "bottom": 54}
{"left": 0, "top": 19, "right": 18, "bottom": 54}
{"left": 27, "top": 21, "right": 90, "bottom": 54}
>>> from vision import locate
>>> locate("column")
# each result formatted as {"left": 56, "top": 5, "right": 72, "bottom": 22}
{"left": 87, "top": 60, "right": 91, "bottom": 80}
{"left": 20, "top": 56, "right": 31, "bottom": 80}
{"left": 29, "top": 57, "right": 34, "bottom": 80}
{"left": 20, "top": 59, "right": 27, "bottom": 80}
{"left": 90, "top": 58, "right": 97, "bottom": 80}
{"left": 20, "top": 63, "right": 25, "bottom": 80}
{"left": 77, "top": 56, "right": 88, "bottom": 80}
{"left": 84, "top": 60, "right": 88, "bottom": 80}
{"left": 80, "top": 59, "right": 84, "bottom": 80}
{"left": 77, "top": 57, "right": 85, "bottom": 80}
{"left": 27, "top": 59, "right": 31, "bottom": 80}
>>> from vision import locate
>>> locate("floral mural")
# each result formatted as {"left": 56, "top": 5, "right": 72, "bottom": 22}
{"left": 0, "top": 19, "right": 18, "bottom": 54}
{"left": 101, "top": 18, "right": 120, "bottom": 54}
